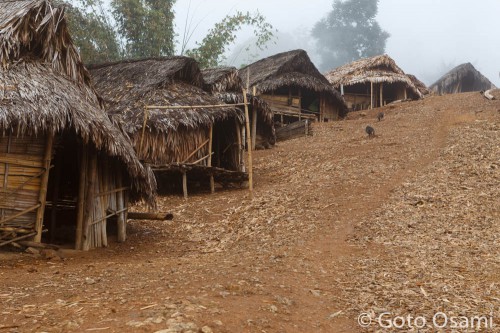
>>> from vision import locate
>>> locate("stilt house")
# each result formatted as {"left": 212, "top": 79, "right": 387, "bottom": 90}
{"left": 238, "top": 50, "right": 347, "bottom": 124}
{"left": 202, "top": 66, "right": 275, "bottom": 150}
{"left": 90, "top": 57, "right": 247, "bottom": 197}
{"left": 324, "top": 54, "right": 422, "bottom": 111}
{"left": 0, "top": 0, "right": 156, "bottom": 250}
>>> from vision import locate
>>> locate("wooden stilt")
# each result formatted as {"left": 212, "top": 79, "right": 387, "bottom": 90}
{"left": 243, "top": 89, "right": 253, "bottom": 193}
{"left": 82, "top": 150, "right": 97, "bottom": 251}
{"left": 116, "top": 167, "right": 126, "bottom": 242}
{"left": 75, "top": 145, "right": 88, "bottom": 250}
{"left": 34, "top": 133, "right": 53, "bottom": 243}
{"left": 370, "top": 82, "right": 374, "bottom": 109}
{"left": 182, "top": 171, "right": 188, "bottom": 199}
{"left": 208, "top": 125, "right": 214, "bottom": 193}
{"left": 379, "top": 83, "right": 384, "bottom": 107}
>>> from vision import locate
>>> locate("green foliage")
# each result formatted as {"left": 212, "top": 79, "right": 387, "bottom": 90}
{"left": 111, "top": 0, "right": 176, "bottom": 58}
{"left": 186, "top": 11, "right": 275, "bottom": 68}
{"left": 63, "top": 0, "right": 121, "bottom": 64}
{"left": 312, "top": 0, "right": 390, "bottom": 70}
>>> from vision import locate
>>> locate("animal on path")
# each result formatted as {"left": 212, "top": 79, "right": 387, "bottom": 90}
{"left": 365, "top": 125, "right": 375, "bottom": 138}
{"left": 377, "top": 111, "right": 384, "bottom": 121}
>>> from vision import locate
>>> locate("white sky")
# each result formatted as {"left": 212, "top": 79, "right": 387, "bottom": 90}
{"left": 173, "top": 0, "right": 500, "bottom": 86}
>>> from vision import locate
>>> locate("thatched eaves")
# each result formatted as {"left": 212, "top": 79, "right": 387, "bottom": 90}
{"left": 202, "top": 66, "right": 242, "bottom": 93}
{"left": 239, "top": 50, "right": 344, "bottom": 102}
{"left": 407, "top": 74, "right": 430, "bottom": 95}
{"left": 324, "top": 54, "right": 422, "bottom": 98}
{"left": 0, "top": 0, "right": 156, "bottom": 202}
{"left": 429, "top": 63, "right": 496, "bottom": 94}
{"left": 89, "top": 57, "right": 244, "bottom": 135}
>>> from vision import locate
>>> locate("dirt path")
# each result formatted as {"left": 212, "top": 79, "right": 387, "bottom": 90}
{"left": 0, "top": 92, "right": 498, "bottom": 333}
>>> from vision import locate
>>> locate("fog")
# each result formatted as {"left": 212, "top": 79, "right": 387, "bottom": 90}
{"left": 173, "top": 0, "right": 500, "bottom": 86}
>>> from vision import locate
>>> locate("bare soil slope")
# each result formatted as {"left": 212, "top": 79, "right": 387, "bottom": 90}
{"left": 1, "top": 92, "right": 499, "bottom": 332}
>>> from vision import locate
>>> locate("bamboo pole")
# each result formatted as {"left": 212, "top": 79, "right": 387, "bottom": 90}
{"left": 116, "top": 168, "right": 126, "bottom": 242}
{"left": 243, "top": 89, "right": 253, "bottom": 192}
{"left": 145, "top": 103, "right": 248, "bottom": 110}
{"left": 251, "top": 86, "right": 257, "bottom": 150}
{"left": 235, "top": 119, "right": 242, "bottom": 172}
{"left": 127, "top": 212, "right": 173, "bottom": 220}
{"left": 82, "top": 150, "right": 97, "bottom": 251}
{"left": 75, "top": 145, "right": 88, "bottom": 250}
{"left": 370, "top": 82, "right": 374, "bottom": 109}
{"left": 34, "top": 134, "right": 53, "bottom": 243}
{"left": 208, "top": 125, "right": 214, "bottom": 194}
{"left": 379, "top": 83, "right": 384, "bottom": 107}
{"left": 182, "top": 171, "right": 188, "bottom": 200}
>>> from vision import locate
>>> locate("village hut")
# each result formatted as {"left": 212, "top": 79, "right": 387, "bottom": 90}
{"left": 429, "top": 63, "right": 496, "bottom": 95}
{"left": 89, "top": 57, "right": 247, "bottom": 197}
{"left": 202, "top": 66, "right": 275, "bottom": 150}
{"left": 407, "top": 74, "right": 430, "bottom": 96}
{"left": 324, "top": 54, "right": 422, "bottom": 111}
{"left": 0, "top": 0, "right": 156, "bottom": 250}
{"left": 238, "top": 50, "right": 347, "bottom": 126}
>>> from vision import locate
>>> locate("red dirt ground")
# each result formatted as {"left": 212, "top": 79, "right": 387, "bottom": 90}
{"left": 1, "top": 92, "right": 499, "bottom": 332}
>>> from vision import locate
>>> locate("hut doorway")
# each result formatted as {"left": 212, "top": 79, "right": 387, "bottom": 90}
{"left": 43, "top": 132, "right": 81, "bottom": 245}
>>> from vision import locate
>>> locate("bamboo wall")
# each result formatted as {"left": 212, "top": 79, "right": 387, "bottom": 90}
{"left": 0, "top": 133, "right": 47, "bottom": 245}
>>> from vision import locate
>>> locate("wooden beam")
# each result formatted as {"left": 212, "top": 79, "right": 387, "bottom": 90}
{"left": 379, "top": 83, "right": 383, "bottom": 107}
{"left": 75, "top": 145, "right": 88, "bottom": 250}
{"left": 208, "top": 125, "right": 214, "bottom": 194}
{"left": 34, "top": 133, "right": 53, "bottom": 243}
{"left": 243, "top": 89, "right": 253, "bottom": 193}
{"left": 370, "top": 82, "right": 374, "bottom": 109}
{"left": 127, "top": 212, "right": 173, "bottom": 220}
{"left": 145, "top": 103, "right": 248, "bottom": 110}
{"left": 182, "top": 171, "right": 188, "bottom": 199}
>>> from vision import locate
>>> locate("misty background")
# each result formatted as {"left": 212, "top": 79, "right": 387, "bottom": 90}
{"left": 173, "top": 0, "right": 500, "bottom": 86}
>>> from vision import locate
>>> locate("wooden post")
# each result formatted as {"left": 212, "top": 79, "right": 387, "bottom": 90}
{"left": 235, "top": 119, "right": 242, "bottom": 172}
{"left": 298, "top": 88, "right": 302, "bottom": 121}
{"left": 370, "top": 82, "right": 374, "bottom": 109}
{"left": 75, "top": 145, "right": 88, "bottom": 250}
{"left": 251, "top": 109, "right": 257, "bottom": 151}
{"left": 243, "top": 89, "right": 253, "bottom": 192}
{"left": 379, "top": 83, "right": 383, "bottom": 107}
{"left": 34, "top": 133, "right": 53, "bottom": 243}
{"left": 182, "top": 171, "right": 188, "bottom": 199}
{"left": 82, "top": 150, "right": 97, "bottom": 251}
{"left": 319, "top": 93, "right": 323, "bottom": 123}
{"left": 208, "top": 125, "right": 215, "bottom": 194}
{"left": 116, "top": 167, "right": 126, "bottom": 242}
{"left": 404, "top": 87, "right": 408, "bottom": 100}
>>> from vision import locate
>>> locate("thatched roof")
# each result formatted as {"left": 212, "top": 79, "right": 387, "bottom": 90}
{"left": 429, "top": 63, "right": 496, "bottom": 94}
{"left": 0, "top": 0, "right": 156, "bottom": 202}
{"left": 89, "top": 57, "right": 244, "bottom": 135}
{"left": 324, "top": 54, "right": 422, "bottom": 98}
{"left": 407, "top": 74, "right": 430, "bottom": 95}
{"left": 202, "top": 66, "right": 242, "bottom": 94}
{"left": 238, "top": 50, "right": 345, "bottom": 104}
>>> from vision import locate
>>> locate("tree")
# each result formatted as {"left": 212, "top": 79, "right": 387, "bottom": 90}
{"left": 63, "top": 0, "right": 121, "bottom": 63}
{"left": 185, "top": 11, "right": 275, "bottom": 68}
{"left": 312, "top": 0, "right": 390, "bottom": 70}
{"left": 112, "top": 0, "right": 176, "bottom": 58}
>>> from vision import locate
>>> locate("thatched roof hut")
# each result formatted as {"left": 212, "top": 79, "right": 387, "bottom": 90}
{"left": 324, "top": 54, "right": 422, "bottom": 110}
{"left": 239, "top": 50, "right": 347, "bottom": 123}
{"left": 0, "top": 0, "right": 155, "bottom": 250}
{"left": 202, "top": 66, "right": 275, "bottom": 149}
{"left": 407, "top": 74, "right": 430, "bottom": 96}
{"left": 90, "top": 57, "right": 247, "bottom": 196}
{"left": 429, "top": 63, "right": 496, "bottom": 95}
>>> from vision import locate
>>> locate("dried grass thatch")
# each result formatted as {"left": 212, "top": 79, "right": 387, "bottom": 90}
{"left": 238, "top": 49, "right": 345, "bottom": 106}
{"left": 0, "top": 0, "right": 155, "bottom": 202}
{"left": 324, "top": 54, "right": 422, "bottom": 98}
{"left": 429, "top": 62, "right": 496, "bottom": 95}
{"left": 407, "top": 74, "right": 430, "bottom": 95}
{"left": 90, "top": 57, "right": 244, "bottom": 165}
